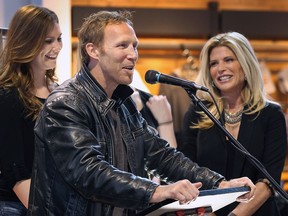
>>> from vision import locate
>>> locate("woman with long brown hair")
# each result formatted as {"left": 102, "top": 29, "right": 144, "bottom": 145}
{"left": 0, "top": 5, "right": 62, "bottom": 215}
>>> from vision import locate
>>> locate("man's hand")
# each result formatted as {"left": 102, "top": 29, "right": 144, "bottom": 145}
{"left": 150, "top": 180, "right": 202, "bottom": 204}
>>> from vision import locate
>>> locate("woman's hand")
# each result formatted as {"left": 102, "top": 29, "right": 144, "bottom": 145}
{"left": 218, "top": 177, "right": 256, "bottom": 202}
{"left": 146, "top": 95, "right": 173, "bottom": 124}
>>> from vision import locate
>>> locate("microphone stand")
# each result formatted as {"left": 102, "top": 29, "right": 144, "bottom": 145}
{"left": 185, "top": 88, "right": 288, "bottom": 201}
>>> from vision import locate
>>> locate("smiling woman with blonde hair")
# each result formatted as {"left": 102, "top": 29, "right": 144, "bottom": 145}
{"left": 179, "top": 32, "right": 287, "bottom": 216}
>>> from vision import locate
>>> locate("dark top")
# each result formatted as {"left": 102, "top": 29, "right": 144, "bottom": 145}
{"left": 137, "top": 89, "right": 158, "bottom": 128}
{"left": 179, "top": 101, "right": 287, "bottom": 216}
{"left": 0, "top": 87, "right": 44, "bottom": 202}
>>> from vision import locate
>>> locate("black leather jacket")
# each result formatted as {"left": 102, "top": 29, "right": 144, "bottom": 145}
{"left": 27, "top": 64, "right": 224, "bottom": 216}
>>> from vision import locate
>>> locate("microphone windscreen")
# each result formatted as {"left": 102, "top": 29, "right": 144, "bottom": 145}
{"left": 145, "top": 70, "right": 159, "bottom": 84}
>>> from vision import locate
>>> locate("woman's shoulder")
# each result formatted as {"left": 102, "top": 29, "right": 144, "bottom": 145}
{"left": 0, "top": 87, "right": 20, "bottom": 103}
{"left": 0, "top": 87, "right": 23, "bottom": 111}
{"left": 260, "top": 101, "right": 285, "bottom": 119}
{"left": 264, "top": 101, "right": 282, "bottom": 112}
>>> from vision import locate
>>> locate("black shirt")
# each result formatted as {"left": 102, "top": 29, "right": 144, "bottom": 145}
{"left": 0, "top": 87, "right": 44, "bottom": 202}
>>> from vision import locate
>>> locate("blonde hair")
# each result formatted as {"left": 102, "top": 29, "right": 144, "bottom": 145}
{"left": 0, "top": 5, "right": 59, "bottom": 120}
{"left": 194, "top": 32, "right": 268, "bottom": 129}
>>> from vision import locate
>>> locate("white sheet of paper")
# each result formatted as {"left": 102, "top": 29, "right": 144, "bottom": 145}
{"left": 144, "top": 187, "right": 250, "bottom": 216}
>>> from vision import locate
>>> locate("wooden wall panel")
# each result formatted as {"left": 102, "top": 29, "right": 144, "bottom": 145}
{"left": 221, "top": 11, "right": 288, "bottom": 40}
{"left": 72, "top": 0, "right": 288, "bottom": 11}
{"left": 71, "top": 7, "right": 216, "bottom": 38}
{"left": 71, "top": 0, "right": 212, "bottom": 9}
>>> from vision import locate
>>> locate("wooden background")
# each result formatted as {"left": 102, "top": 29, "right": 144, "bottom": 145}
{"left": 72, "top": 0, "right": 288, "bottom": 11}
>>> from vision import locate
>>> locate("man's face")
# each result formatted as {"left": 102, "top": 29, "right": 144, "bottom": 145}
{"left": 97, "top": 22, "right": 139, "bottom": 91}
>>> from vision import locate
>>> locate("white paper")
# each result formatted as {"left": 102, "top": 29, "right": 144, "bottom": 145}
{"left": 142, "top": 187, "right": 250, "bottom": 216}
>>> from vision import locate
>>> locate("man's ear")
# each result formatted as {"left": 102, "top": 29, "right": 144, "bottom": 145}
{"left": 85, "top": 43, "right": 100, "bottom": 60}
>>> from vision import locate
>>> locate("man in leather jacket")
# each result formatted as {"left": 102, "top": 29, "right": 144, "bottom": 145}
{"left": 27, "top": 10, "right": 255, "bottom": 216}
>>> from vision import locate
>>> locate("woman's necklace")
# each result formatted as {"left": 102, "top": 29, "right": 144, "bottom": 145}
{"left": 224, "top": 107, "right": 243, "bottom": 125}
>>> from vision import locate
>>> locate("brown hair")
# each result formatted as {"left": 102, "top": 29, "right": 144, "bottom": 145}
{"left": 0, "top": 5, "right": 59, "bottom": 119}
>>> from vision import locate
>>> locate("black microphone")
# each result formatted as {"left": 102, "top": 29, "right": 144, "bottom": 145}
{"left": 145, "top": 70, "right": 209, "bottom": 92}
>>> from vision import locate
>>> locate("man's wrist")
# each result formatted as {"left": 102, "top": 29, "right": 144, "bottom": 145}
{"left": 228, "top": 212, "right": 237, "bottom": 216}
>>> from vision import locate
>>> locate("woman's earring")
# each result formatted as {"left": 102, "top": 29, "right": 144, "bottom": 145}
{"left": 212, "top": 81, "right": 216, "bottom": 88}
{"left": 212, "top": 80, "right": 221, "bottom": 92}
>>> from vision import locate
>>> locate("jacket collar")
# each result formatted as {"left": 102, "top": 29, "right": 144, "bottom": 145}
{"left": 76, "top": 64, "right": 134, "bottom": 115}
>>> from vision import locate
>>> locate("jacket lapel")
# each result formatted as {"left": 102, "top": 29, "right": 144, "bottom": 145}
{"left": 231, "top": 113, "right": 255, "bottom": 176}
